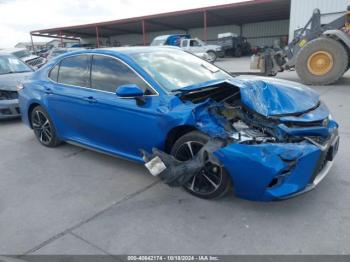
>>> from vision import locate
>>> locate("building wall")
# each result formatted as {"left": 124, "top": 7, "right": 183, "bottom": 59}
{"left": 84, "top": 19, "right": 289, "bottom": 48}
{"left": 242, "top": 20, "right": 289, "bottom": 47}
{"left": 289, "top": 0, "right": 350, "bottom": 41}
{"left": 189, "top": 24, "right": 241, "bottom": 42}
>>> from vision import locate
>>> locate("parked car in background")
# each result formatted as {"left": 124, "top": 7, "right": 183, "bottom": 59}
{"left": 151, "top": 34, "right": 223, "bottom": 62}
{"left": 19, "top": 47, "right": 339, "bottom": 201}
{"left": 2, "top": 48, "right": 46, "bottom": 69}
{"left": 35, "top": 48, "right": 51, "bottom": 59}
{"left": 217, "top": 32, "right": 251, "bottom": 57}
{"left": 0, "top": 52, "right": 33, "bottom": 119}
{"left": 46, "top": 47, "right": 85, "bottom": 61}
{"left": 179, "top": 38, "right": 224, "bottom": 62}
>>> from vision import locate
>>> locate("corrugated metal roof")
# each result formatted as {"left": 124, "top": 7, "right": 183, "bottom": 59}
{"left": 31, "top": 0, "right": 290, "bottom": 40}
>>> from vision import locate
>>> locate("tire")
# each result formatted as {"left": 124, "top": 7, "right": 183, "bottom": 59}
{"left": 170, "top": 131, "right": 231, "bottom": 199}
{"left": 234, "top": 48, "right": 242, "bottom": 57}
{"left": 295, "top": 37, "right": 348, "bottom": 85}
{"left": 206, "top": 51, "right": 217, "bottom": 63}
{"left": 30, "top": 106, "right": 61, "bottom": 147}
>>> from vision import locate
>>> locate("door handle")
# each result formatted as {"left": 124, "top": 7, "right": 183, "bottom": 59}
{"left": 84, "top": 96, "right": 97, "bottom": 103}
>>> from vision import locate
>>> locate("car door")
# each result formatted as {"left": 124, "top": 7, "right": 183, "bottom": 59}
{"left": 45, "top": 54, "right": 97, "bottom": 143}
{"left": 79, "top": 54, "right": 162, "bottom": 162}
{"left": 180, "top": 39, "right": 189, "bottom": 50}
{"left": 188, "top": 39, "right": 203, "bottom": 53}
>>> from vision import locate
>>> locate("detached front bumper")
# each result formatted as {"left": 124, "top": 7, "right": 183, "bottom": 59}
{"left": 215, "top": 131, "right": 339, "bottom": 201}
{"left": 0, "top": 99, "right": 21, "bottom": 119}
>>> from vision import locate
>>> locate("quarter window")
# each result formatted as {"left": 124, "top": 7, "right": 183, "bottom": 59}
{"left": 58, "top": 55, "right": 91, "bottom": 87}
{"left": 91, "top": 55, "right": 153, "bottom": 94}
{"left": 49, "top": 64, "right": 59, "bottom": 82}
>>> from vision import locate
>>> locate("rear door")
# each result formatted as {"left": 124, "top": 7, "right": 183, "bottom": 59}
{"left": 45, "top": 54, "right": 96, "bottom": 142}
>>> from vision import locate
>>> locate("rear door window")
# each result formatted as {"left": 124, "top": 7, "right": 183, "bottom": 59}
{"left": 91, "top": 55, "right": 154, "bottom": 94}
{"left": 58, "top": 55, "right": 91, "bottom": 87}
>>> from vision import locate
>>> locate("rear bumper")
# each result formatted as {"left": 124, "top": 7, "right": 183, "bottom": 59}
{"left": 0, "top": 99, "right": 20, "bottom": 119}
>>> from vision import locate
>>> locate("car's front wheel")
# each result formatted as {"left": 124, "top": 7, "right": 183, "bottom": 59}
{"left": 171, "top": 131, "right": 231, "bottom": 199}
{"left": 30, "top": 106, "right": 61, "bottom": 147}
{"left": 206, "top": 51, "right": 217, "bottom": 63}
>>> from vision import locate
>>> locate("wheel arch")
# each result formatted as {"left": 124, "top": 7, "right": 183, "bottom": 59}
{"left": 164, "top": 125, "right": 198, "bottom": 153}
{"left": 323, "top": 30, "right": 350, "bottom": 67}
{"left": 206, "top": 49, "right": 216, "bottom": 53}
{"left": 27, "top": 102, "right": 42, "bottom": 129}
{"left": 323, "top": 30, "right": 350, "bottom": 51}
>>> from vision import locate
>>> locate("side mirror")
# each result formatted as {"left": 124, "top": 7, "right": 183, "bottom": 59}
{"left": 115, "top": 84, "right": 146, "bottom": 105}
{"left": 116, "top": 84, "right": 144, "bottom": 97}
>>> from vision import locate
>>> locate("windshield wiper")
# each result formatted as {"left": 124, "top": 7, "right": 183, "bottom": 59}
{"left": 200, "top": 63, "right": 220, "bottom": 73}
{"left": 14, "top": 70, "right": 31, "bottom": 73}
{"left": 0, "top": 70, "right": 30, "bottom": 74}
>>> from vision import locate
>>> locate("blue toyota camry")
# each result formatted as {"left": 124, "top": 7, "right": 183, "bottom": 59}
{"left": 18, "top": 47, "right": 339, "bottom": 201}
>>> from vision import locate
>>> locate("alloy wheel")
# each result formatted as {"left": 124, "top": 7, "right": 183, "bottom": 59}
{"left": 32, "top": 110, "right": 53, "bottom": 145}
{"left": 174, "top": 141, "right": 223, "bottom": 195}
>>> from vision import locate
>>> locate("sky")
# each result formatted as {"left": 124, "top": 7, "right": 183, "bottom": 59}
{"left": 0, "top": 0, "right": 247, "bottom": 48}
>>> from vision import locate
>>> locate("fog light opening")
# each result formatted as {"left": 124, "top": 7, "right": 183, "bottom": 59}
{"left": 268, "top": 177, "right": 279, "bottom": 188}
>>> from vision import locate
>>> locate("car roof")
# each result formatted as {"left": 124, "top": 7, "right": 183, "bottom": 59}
{"left": 99, "top": 46, "right": 181, "bottom": 54}
{"left": 52, "top": 47, "right": 84, "bottom": 51}
{"left": 1, "top": 48, "right": 27, "bottom": 53}
{"left": 55, "top": 46, "right": 182, "bottom": 57}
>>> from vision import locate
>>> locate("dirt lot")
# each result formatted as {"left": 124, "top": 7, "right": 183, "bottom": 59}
{"left": 1, "top": 57, "right": 350, "bottom": 255}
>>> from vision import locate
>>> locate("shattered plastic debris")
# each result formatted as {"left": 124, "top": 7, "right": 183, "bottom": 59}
{"left": 141, "top": 138, "right": 224, "bottom": 187}
{"left": 144, "top": 156, "right": 167, "bottom": 176}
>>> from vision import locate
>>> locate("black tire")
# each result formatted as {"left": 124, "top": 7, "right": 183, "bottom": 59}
{"left": 170, "top": 131, "right": 231, "bottom": 199}
{"left": 234, "top": 48, "right": 242, "bottom": 57}
{"left": 295, "top": 37, "right": 348, "bottom": 85}
{"left": 206, "top": 51, "right": 217, "bottom": 63}
{"left": 30, "top": 106, "right": 61, "bottom": 147}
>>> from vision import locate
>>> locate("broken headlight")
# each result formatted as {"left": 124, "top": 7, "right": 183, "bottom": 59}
{"left": 231, "top": 120, "right": 275, "bottom": 143}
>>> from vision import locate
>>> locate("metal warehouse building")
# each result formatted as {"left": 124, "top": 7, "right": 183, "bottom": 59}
{"left": 30, "top": 0, "right": 350, "bottom": 48}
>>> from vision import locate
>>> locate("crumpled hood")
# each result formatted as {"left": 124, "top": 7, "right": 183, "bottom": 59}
{"left": 231, "top": 76, "right": 320, "bottom": 116}
{"left": 0, "top": 72, "right": 32, "bottom": 91}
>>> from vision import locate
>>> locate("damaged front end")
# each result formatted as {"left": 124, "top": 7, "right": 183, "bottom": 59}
{"left": 0, "top": 89, "right": 21, "bottom": 119}
{"left": 143, "top": 77, "right": 339, "bottom": 201}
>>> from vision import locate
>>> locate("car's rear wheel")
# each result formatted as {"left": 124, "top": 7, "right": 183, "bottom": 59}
{"left": 171, "top": 131, "right": 231, "bottom": 199}
{"left": 30, "top": 106, "right": 61, "bottom": 147}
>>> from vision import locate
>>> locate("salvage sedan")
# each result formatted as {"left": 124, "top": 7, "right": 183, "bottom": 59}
{"left": 0, "top": 52, "right": 33, "bottom": 119}
{"left": 18, "top": 47, "right": 339, "bottom": 201}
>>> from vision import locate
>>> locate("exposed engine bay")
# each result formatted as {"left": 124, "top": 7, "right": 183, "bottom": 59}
{"left": 179, "top": 81, "right": 325, "bottom": 145}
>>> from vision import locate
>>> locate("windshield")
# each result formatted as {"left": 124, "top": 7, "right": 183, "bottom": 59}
{"left": 130, "top": 50, "right": 232, "bottom": 91}
{"left": 150, "top": 39, "right": 166, "bottom": 46}
{"left": 195, "top": 38, "right": 205, "bottom": 45}
{"left": 13, "top": 50, "right": 31, "bottom": 58}
{"left": 0, "top": 55, "right": 32, "bottom": 74}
